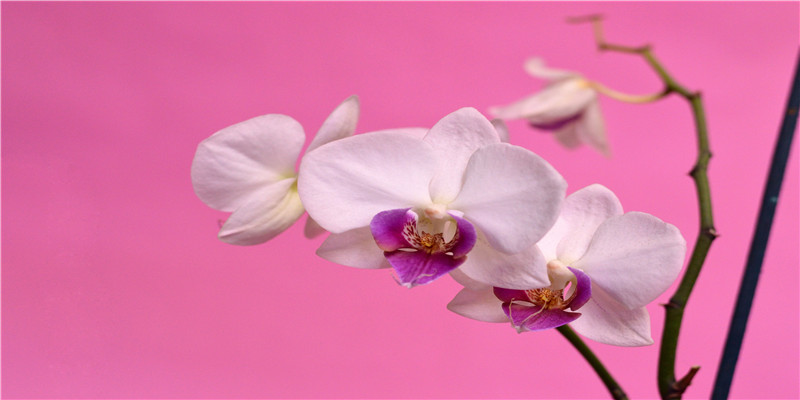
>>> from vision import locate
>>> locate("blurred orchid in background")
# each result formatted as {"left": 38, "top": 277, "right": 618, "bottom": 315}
{"left": 298, "top": 108, "right": 567, "bottom": 288}
{"left": 448, "top": 184, "right": 686, "bottom": 346}
{"left": 490, "top": 58, "right": 611, "bottom": 157}
{"left": 191, "top": 96, "right": 360, "bottom": 245}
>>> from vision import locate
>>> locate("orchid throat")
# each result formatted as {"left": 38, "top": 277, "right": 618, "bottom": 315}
{"left": 370, "top": 207, "right": 477, "bottom": 287}
{"left": 494, "top": 263, "right": 592, "bottom": 333}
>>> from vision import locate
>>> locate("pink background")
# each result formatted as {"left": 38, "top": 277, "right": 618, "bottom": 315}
{"left": 2, "top": 2, "right": 798, "bottom": 399}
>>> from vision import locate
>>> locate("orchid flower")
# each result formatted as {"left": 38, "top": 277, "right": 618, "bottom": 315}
{"left": 448, "top": 184, "right": 686, "bottom": 346}
{"left": 190, "top": 96, "right": 360, "bottom": 245}
{"left": 298, "top": 108, "right": 567, "bottom": 288}
{"left": 490, "top": 58, "right": 611, "bottom": 157}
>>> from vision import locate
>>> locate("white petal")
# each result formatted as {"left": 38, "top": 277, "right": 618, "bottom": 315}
{"left": 316, "top": 227, "right": 390, "bottom": 269}
{"left": 490, "top": 118, "right": 510, "bottom": 143}
{"left": 423, "top": 108, "right": 500, "bottom": 203}
{"left": 457, "top": 234, "right": 550, "bottom": 290}
{"left": 525, "top": 80, "right": 597, "bottom": 125}
{"left": 218, "top": 178, "right": 305, "bottom": 245}
{"left": 297, "top": 132, "right": 436, "bottom": 233}
{"left": 489, "top": 93, "right": 540, "bottom": 121}
{"left": 449, "top": 268, "right": 492, "bottom": 290}
{"left": 447, "top": 287, "right": 508, "bottom": 323}
{"left": 538, "top": 184, "right": 622, "bottom": 264}
{"left": 368, "top": 127, "right": 429, "bottom": 139}
{"left": 554, "top": 184, "right": 623, "bottom": 264}
{"left": 524, "top": 57, "right": 581, "bottom": 81}
{"left": 575, "top": 101, "right": 611, "bottom": 157}
{"left": 569, "top": 285, "right": 653, "bottom": 346}
{"left": 191, "top": 114, "right": 304, "bottom": 211}
{"left": 534, "top": 216, "right": 570, "bottom": 263}
{"left": 489, "top": 80, "right": 596, "bottom": 124}
{"left": 306, "top": 96, "right": 359, "bottom": 153}
{"left": 553, "top": 121, "right": 584, "bottom": 149}
{"left": 303, "top": 216, "right": 326, "bottom": 239}
{"left": 574, "top": 212, "right": 686, "bottom": 309}
{"left": 451, "top": 143, "right": 566, "bottom": 254}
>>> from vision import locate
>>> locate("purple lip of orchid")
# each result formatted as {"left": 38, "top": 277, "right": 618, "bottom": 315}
{"left": 494, "top": 266, "right": 592, "bottom": 332}
{"left": 529, "top": 112, "right": 584, "bottom": 131}
{"left": 370, "top": 207, "right": 477, "bottom": 288}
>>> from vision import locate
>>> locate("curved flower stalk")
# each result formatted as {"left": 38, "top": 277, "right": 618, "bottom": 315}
{"left": 448, "top": 184, "right": 686, "bottom": 346}
{"left": 490, "top": 58, "right": 611, "bottom": 157}
{"left": 191, "top": 96, "right": 361, "bottom": 245}
{"left": 298, "top": 108, "right": 567, "bottom": 288}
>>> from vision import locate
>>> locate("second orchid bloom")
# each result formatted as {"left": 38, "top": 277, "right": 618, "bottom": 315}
{"left": 448, "top": 184, "right": 686, "bottom": 346}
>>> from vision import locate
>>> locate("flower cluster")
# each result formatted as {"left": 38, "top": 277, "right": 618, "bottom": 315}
{"left": 191, "top": 92, "right": 686, "bottom": 346}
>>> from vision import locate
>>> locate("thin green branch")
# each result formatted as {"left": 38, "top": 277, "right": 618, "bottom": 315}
{"left": 565, "top": 16, "right": 668, "bottom": 105}
{"left": 587, "top": 80, "right": 669, "bottom": 104}
{"left": 557, "top": 326, "right": 629, "bottom": 400}
{"left": 570, "top": 15, "right": 718, "bottom": 399}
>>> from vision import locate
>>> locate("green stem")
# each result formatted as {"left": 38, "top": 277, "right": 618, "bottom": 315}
{"left": 571, "top": 15, "right": 717, "bottom": 399}
{"left": 557, "top": 326, "right": 629, "bottom": 400}
{"left": 643, "top": 42, "right": 717, "bottom": 400}
{"left": 588, "top": 80, "right": 668, "bottom": 104}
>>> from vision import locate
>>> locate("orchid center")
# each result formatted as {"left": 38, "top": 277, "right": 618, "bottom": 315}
{"left": 418, "top": 231, "right": 446, "bottom": 253}
{"left": 493, "top": 263, "right": 593, "bottom": 332}
{"left": 524, "top": 287, "right": 570, "bottom": 311}
{"left": 370, "top": 207, "right": 477, "bottom": 287}
{"left": 402, "top": 208, "right": 459, "bottom": 255}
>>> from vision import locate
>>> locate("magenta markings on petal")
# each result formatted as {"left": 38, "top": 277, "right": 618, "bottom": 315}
{"left": 371, "top": 208, "right": 478, "bottom": 287}
{"left": 491, "top": 266, "right": 590, "bottom": 333}
{"left": 567, "top": 267, "right": 592, "bottom": 311}
{"left": 529, "top": 112, "right": 582, "bottom": 131}
{"left": 385, "top": 250, "right": 466, "bottom": 287}
{"left": 502, "top": 302, "right": 581, "bottom": 332}
{"left": 370, "top": 208, "right": 414, "bottom": 251}
{"left": 447, "top": 213, "right": 477, "bottom": 257}
{"left": 492, "top": 287, "right": 529, "bottom": 303}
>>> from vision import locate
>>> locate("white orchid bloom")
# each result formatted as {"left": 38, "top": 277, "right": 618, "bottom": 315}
{"left": 448, "top": 184, "right": 686, "bottom": 346}
{"left": 490, "top": 58, "right": 610, "bottom": 157}
{"left": 191, "top": 96, "right": 360, "bottom": 245}
{"left": 298, "top": 108, "right": 567, "bottom": 288}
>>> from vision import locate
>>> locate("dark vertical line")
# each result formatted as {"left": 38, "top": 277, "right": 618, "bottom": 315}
{"left": 711, "top": 48, "right": 800, "bottom": 399}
